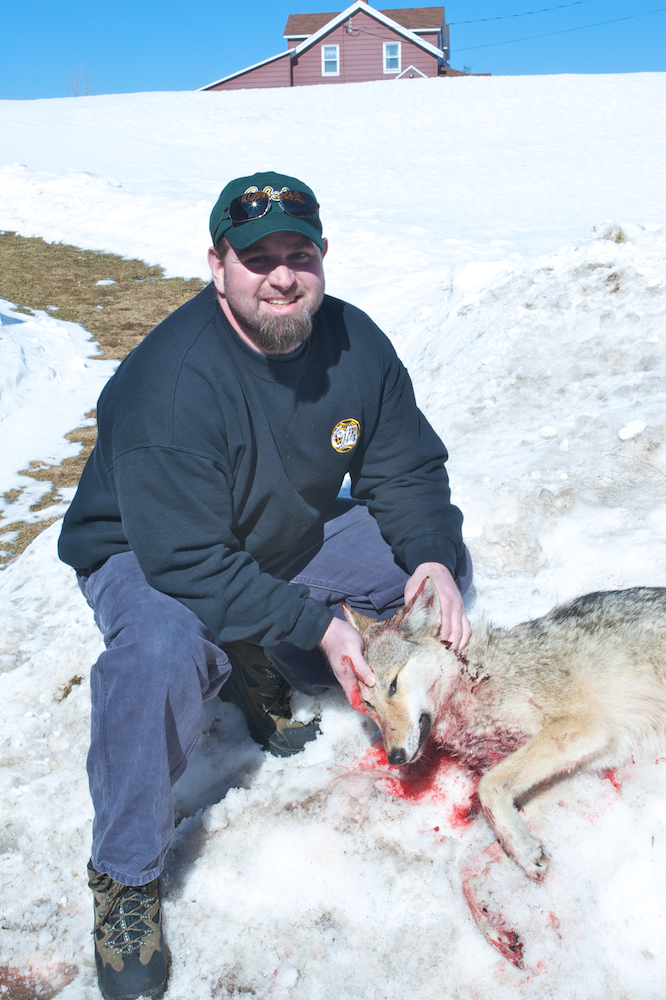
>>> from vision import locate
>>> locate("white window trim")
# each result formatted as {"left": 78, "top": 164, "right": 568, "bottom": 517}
{"left": 321, "top": 43, "right": 340, "bottom": 77}
{"left": 383, "top": 41, "right": 401, "bottom": 75}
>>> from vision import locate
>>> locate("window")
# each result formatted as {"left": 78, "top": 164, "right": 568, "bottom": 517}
{"left": 321, "top": 44, "right": 340, "bottom": 76}
{"left": 383, "top": 41, "right": 401, "bottom": 73}
{"left": 383, "top": 41, "right": 401, "bottom": 74}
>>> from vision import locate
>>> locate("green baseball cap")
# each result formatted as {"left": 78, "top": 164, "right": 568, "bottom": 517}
{"left": 210, "top": 171, "right": 324, "bottom": 251}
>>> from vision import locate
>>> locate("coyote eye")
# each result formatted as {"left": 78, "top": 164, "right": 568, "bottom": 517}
{"left": 389, "top": 676, "right": 398, "bottom": 696}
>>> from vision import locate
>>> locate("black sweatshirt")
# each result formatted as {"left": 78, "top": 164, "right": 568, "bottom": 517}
{"left": 58, "top": 285, "right": 463, "bottom": 649}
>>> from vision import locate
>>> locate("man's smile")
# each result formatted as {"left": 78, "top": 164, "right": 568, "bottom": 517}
{"left": 262, "top": 295, "right": 302, "bottom": 312}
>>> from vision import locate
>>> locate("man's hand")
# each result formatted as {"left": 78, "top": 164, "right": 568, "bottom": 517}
{"left": 319, "top": 615, "right": 374, "bottom": 712}
{"left": 404, "top": 561, "right": 471, "bottom": 651}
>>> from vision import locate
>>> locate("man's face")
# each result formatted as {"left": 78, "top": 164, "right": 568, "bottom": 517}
{"left": 208, "top": 230, "right": 327, "bottom": 354}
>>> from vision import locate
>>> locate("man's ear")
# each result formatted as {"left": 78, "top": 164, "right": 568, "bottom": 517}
{"left": 208, "top": 246, "right": 225, "bottom": 296}
{"left": 321, "top": 237, "right": 328, "bottom": 259}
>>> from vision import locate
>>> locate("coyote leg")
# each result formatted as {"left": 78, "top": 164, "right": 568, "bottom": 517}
{"left": 461, "top": 841, "right": 525, "bottom": 968}
{"left": 478, "top": 715, "right": 610, "bottom": 879}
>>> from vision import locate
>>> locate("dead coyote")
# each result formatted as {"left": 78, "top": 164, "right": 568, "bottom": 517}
{"left": 345, "top": 581, "right": 666, "bottom": 880}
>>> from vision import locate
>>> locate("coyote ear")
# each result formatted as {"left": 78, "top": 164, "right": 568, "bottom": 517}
{"left": 400, "top": 577, "right": 441, "bottom": 641}
{"left": 342, "top": 602, "right": 376, "bottom": 638}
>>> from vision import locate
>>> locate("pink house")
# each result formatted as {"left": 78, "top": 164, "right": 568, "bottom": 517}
{"left": 198, "top": 1, "right": 453, "bottom": 92}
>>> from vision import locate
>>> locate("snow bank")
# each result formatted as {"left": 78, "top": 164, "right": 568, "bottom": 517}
{"left": 0, "top": 299, "right": 116, "bottom": 529}
{"left": 393, "top": 220, "right": 666, "bottom": 621}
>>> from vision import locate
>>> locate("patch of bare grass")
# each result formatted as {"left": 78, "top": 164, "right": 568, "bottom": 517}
{"left": 0, "top": 517, "right": 62, "bottom": 564}
{"left": 0, "top": 231, "right": 205, "bottom": 361}
{"left": 0, "top": 232, "right": 207, "bottom": 564}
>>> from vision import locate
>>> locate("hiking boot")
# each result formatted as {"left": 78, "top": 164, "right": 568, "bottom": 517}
{"left": 268, "top": 717, "right": 321, "bottom": 757}
{"left": 88, "top": 861, "right": 168, "bottom": 1000}
{"left": 220, "top": 640, "right": 320, "bottom": 756}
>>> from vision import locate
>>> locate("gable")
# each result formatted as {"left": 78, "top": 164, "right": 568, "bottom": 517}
{"left": 291, "top": 3, "right": 444, "bottom": 59}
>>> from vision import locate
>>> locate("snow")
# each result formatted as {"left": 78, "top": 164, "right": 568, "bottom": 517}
{"left": 1, "top": 73, "right": 666, "bottom": 998}
{"left": 619, "top": 420, "right": 646, "bottom": 441}
{"left": 0, "top": 299, "right": 117, "bottom": 528}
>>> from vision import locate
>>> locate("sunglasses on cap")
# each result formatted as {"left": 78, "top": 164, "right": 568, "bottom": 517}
{"left": 226, "top": 185, "right": 320, "bottom": 225}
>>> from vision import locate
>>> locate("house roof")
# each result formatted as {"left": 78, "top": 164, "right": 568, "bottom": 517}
{"left": 377, "top": 6, "right": 445, "bottom": 30}
{"left": 291, "top": 2, "right": 444, "bottom": 59}
{"left": 284, "top": 6, "right": 444, "bottom": 37}
{"left": 197, "top": 49, "right": 291, "bottom": 92}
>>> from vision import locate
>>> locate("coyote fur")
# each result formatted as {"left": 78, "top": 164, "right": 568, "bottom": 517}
{"left": 344, "top": 581, "right": 666, "bottom": 880}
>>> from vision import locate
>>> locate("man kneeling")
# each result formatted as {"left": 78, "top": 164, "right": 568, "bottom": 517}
{"left": 59, "top": 171, "right": 471, "bottom": 999}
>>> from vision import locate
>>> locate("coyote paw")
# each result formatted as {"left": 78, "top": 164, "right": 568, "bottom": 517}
{"left": 514, "top": 837, "right": 550, "bottom": 880}
{"left": 491, "top": 817, "right": 550, "bottom": 880}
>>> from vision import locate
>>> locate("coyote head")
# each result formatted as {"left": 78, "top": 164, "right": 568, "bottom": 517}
{"left": 344, "top": 578, "right": 460, "bottom": 765}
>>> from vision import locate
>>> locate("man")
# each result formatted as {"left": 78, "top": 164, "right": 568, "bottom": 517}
{"left": 59, "top": 171, "right": 471, "bottom": 1000}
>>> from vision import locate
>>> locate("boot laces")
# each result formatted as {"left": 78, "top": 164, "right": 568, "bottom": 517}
{"left": 242, "top": 662, "right": 291, "bottom": 717}
{"left": 93, "top": 877, "right": 158, "bottom": 956}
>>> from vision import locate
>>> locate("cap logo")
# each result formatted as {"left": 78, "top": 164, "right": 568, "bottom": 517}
{"left": 331, "top": 418, "right": 361, "bottom": 453}
{"left": 240, "top": 185, "right": 307, "bottom": 207}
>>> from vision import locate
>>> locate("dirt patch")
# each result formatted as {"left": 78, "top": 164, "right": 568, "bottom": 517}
{"left": 0, "top": 232, "right": 207, "bottom": 564}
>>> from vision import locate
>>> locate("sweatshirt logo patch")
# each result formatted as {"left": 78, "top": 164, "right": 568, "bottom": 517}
{"left": 331, "top": 418, "right": 361, "bottom": 453}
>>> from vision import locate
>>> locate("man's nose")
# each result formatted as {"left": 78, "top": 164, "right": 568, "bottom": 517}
{"left": 268, "top": 263, "right": 297, "bottom": 289}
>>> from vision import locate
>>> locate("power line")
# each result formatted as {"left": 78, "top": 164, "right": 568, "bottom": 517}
{"left": 450, "top": 1, "right": 593, "bottom": 27}
{"left": 456, "top": 6, "right": 666, "bottom": 51}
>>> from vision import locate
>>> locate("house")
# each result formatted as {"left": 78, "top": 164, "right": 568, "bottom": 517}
{"left": 198, "top": 1, "right": 454, "bottom": 92}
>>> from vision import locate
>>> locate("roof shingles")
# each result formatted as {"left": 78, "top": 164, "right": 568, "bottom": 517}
{"left": 284, "top": 6, "right": 444, "bottom": 37}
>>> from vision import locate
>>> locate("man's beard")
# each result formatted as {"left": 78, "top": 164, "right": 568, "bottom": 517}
{"left": 252, "top": 307, "right": 314, "bottom": 353}
{"left": 225, "top": 284, "right": 324, "bottom": 354}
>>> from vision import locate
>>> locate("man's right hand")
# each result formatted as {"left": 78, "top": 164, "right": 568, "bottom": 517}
{"left": 319, "top": 616, "right": 374, "bottom": 713}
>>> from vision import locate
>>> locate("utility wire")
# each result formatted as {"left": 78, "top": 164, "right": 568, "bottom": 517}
{"left": 450, "top": 1, "right": 593, "bottom": 26}
{"left": 456, "top": 6, "right": 666, "bottom": 51}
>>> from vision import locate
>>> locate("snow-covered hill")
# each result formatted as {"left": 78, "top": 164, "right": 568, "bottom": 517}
{"left": 1, "top": 74, "right": 666, "bottom": 999}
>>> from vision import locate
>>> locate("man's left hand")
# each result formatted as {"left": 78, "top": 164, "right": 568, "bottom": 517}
{"left": 404, "top": 561, "right": 471, "bottom": 651}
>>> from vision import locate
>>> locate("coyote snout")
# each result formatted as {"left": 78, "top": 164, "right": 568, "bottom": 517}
{"left": 385, "top": 711, "right": 431, "bottom": 766}
{"left": 345, "top": 580, "right": 666, "bottom": 881}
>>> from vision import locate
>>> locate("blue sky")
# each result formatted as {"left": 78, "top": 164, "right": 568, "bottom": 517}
{"left": 0, "top": 0, "right": 663, "bottom": 99}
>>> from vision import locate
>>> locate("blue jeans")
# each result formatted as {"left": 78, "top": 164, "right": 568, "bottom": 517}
{"left": 78, "top": 499, "right": 471, "bottom": 884}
